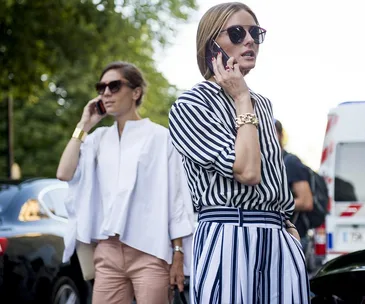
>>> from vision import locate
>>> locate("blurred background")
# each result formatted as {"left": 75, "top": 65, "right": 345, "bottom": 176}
{"left": 0, "top": 0, "right": 197, "bottom": 179}
{"left": 2, "top": 0, "right": 365, "bottom": 179}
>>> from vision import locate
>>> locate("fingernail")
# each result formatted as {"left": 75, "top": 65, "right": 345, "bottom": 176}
{"left": 218, "top": 52, "right": 221, "bottom": 55}
{"left": 211, "top": 57, "right": 214, "bottom": 61}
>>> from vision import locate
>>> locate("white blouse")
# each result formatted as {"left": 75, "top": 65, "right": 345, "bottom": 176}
{"left": 62, "top": 118, "right": 195, "bottom": 272}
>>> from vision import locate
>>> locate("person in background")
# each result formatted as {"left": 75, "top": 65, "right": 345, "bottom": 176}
{"left": 275, "top": 118, "right": 314, "bottom": 251}
{"left": 169, "top": 2, "right": 310, "bottom": 303}
{"left": 57, "top": 61, "right": 194, "bottom": 304}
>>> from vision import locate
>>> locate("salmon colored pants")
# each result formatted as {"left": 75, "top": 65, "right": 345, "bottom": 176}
{"left": 92, "top": 236, "right": 170, "bottom": 304}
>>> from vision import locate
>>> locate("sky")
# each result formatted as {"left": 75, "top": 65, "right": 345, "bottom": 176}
{"left": 155, "top": 0, "right": 365, "bottom": 170}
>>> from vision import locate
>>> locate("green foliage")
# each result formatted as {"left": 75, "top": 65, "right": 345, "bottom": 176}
{"left": 0, "top": 0, "right": 197, "bottom": 178}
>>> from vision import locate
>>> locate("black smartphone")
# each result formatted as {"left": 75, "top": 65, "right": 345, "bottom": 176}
{"left": 205, "top": 40, "right": 231, "bottom": 73}
{"left": 95, "top": 99, "right": 106, "bottom": 115}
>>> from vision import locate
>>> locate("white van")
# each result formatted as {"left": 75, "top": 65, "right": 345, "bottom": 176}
{"left": 315, "top": 101, "right": 365, "bottom": 263}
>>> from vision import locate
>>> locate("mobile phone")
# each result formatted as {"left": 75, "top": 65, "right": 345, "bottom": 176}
{"left": 205, "top": 40, "right": 231, "bottom": 73}
{"left": 95, "top": 99, "right": 106, "bottom": 115}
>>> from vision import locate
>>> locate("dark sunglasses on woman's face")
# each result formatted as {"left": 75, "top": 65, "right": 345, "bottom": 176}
{"left": 95, "top": 80, "right": 129, "bottom": 95}
{"left": 221, "top": 25, "right": 266, "bottom": 45}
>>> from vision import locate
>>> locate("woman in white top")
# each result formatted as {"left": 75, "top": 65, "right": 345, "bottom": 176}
{"left": 57, "top": 61, "right": 194, "bottom": 304}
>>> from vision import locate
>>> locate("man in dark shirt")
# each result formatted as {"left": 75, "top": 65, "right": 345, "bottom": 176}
{"left": 275, "top": 119, "right": 314, "bottom": 249}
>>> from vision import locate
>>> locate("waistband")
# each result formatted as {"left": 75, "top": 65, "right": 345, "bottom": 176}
{"left": 198, "top": 206, "right": 285, "bottom": 229}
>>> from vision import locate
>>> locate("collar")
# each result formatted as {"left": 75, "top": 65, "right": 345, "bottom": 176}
{"left": 196, "top": 81, "right": 222, "bottom": 95}
{"left": 196, "top": 80, "right": 255, "bottom": 98}
{"left": 113, "top": 117, "right": 151, "bottom": 128}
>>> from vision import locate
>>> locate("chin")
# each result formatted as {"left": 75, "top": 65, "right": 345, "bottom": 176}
{"left": 106, "top": 110, "right": 117, "bottom": 117}
{"left": 239, "top": 64, "right": 255, "bottom": 75}
{"left": 237, "top": 59, "right": 256, "bottom": 73}
{"left": 106, "top": 107, "right": 119, "bottom": 116}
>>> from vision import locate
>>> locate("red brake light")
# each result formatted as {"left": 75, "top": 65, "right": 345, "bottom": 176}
{"left": 0, "top": 238, "right": 8, "bottom": 256}
{"left": 314, "top": 224, "right": 326, "bottom": 256}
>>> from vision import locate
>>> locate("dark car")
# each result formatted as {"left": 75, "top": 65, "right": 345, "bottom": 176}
{"left": 0, "top": 178, "right": 92, "bottom": 304}
{"left": 310, "top": 249, "right": 365, "bottom": 303}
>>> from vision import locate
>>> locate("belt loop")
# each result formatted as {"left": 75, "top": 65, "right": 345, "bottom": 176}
{"left": 279, "top": 212, "right": 284, "bottom": 230}
{"left": 238, "top": 208, "right": 243, "bottom": 227}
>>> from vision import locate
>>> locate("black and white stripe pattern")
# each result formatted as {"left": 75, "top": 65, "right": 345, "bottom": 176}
{"left": 190, "top": 207, "right": 310, "bottom": 304}
{"left": 169, "top": 81, "right": 294, "bottom": 219}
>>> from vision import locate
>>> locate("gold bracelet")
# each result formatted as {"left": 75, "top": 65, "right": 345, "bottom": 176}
{"left": 72, "top": 127, "right": 88, "bottom": 142}
{"left": 235, "top": 113, "right": 259, "bottom": 129}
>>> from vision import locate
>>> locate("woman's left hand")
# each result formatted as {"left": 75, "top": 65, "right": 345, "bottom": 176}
{"left": 170, "top": 252, "right": 185, "bottom": 292}
{"left": 285, "top": 220, "right": 301, "bottom": 241}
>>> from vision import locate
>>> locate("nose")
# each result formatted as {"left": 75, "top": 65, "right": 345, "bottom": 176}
{"left": 243, "top": 29, "right": 255, "bottom": 46}
{"left": 103, "top": 86, "right": 112, "bottom": 96}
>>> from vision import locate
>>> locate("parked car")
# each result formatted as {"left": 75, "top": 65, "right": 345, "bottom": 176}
{"left": 0, "top": 178, "right": 92, "bottom": 304}
{"left": 310, "top": 249, "right": 365, "bottom": 303}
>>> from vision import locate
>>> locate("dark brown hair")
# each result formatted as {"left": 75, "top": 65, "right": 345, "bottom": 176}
{"left": 99, "top": 61, "right": 147, "bottom": 107}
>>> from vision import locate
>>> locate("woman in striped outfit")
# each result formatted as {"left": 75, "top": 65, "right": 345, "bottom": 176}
{"left": 168, "top": 2, "right": 310, "bottom": 304}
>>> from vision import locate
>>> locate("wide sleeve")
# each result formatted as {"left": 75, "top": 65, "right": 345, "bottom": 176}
{"left": 68, "top": 127, "right": 107, "bottom": 186}
{"left": 169, "top": 92, "right": 236, "bottom": 179}
{"left": 63, "top": 127, "right": 106, "bottom": 263}
{"left": 167, "top": 138, "right": 195, "bottom": 240}
{"left": 62, "top": 130, "right": 98, "bottom": 263}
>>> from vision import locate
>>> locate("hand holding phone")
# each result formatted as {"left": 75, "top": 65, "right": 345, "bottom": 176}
{"left": 205, "top": 40, "right": 250, "bottom": 101}
{"left": 95, "top": 99, "right": 106, "bottom": 115}
{"left": 205, "top": 40, "right": 230, "bottom": 74}
{"left": 78, "top": 98, "right": 106, "bottom": 132}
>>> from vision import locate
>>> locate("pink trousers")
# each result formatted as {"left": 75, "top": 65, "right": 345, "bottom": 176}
{"left": 92, "top": 236, "right": 170, "bottom": 304}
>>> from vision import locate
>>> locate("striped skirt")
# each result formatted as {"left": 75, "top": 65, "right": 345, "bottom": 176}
{"left": 190, "top": 207, "right": 310, "bottom": 304}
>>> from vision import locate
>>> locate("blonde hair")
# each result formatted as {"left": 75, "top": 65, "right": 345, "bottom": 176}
{"left": 196, "top": 2, "right": 259, "bottom": 79}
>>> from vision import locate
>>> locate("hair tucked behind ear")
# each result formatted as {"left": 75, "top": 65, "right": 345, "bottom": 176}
{"left": 100, "top": 61, "right": 147, "bottom": 107}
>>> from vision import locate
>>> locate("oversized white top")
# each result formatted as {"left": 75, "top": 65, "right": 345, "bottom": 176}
{"left": 62, "top": 118, "right": 195, "bottom": 271}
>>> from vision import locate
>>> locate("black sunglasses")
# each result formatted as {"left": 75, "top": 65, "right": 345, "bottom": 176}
{"left": 95, "top": 80, "right": 132, "bottom": 95}
{"left": 220, "top": 25, "right": 266, "bottom": 45}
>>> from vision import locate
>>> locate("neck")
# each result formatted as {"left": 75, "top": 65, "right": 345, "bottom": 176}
{"left": 116, "top": 111, "right": 141, "bottom": 136}
{"left": 208, "top": 76, "right": 215, "bottom": 82}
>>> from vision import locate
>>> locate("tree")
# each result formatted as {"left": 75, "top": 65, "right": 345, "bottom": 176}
{"left": 0, "top": 0, "right": 197, "bottom": 178}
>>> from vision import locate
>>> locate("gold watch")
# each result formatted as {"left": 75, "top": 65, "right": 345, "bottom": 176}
{"left": 72, "top": 127, "right": 88, "bottom": 142}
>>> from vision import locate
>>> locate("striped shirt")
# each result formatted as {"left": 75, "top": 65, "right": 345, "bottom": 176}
{"left": 168, "top": 80, "right": 294, "bottom": 219}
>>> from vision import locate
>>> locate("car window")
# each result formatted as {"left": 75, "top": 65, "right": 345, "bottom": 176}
{"left": 39, "top": 186, "right": 68, "bottom": 218}
{"left": 335, "top": 142, "right": 365, "bottom": 202}
{"left": 0, "top": 184, "right": 18, "bottom": 213}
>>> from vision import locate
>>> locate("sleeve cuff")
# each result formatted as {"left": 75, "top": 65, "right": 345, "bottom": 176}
{"left": 169, "top": 216, "right": 194, "bottom": 240}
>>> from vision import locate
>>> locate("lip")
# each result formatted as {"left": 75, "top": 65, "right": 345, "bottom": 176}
{"left": 104, "top": 101, "right": 114, "bottom": 106}
{"left": 241, "top": 50, "right": 256, "bottom": 58}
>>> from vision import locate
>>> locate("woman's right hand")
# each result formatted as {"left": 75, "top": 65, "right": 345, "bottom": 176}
{"left": 212, "top": 53, "right": 250, "bottom": 102}
{"left": 77, "top": 97, "right": 106, "bottom": 132}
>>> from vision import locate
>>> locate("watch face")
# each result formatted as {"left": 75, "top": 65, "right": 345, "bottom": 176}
{"left": 174, "top": 246, "right": 184, "bottom": 254}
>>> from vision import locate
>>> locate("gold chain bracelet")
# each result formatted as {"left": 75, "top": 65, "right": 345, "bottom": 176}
{"left": 235, "top": 113, "right": 259, "bottom": 129}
